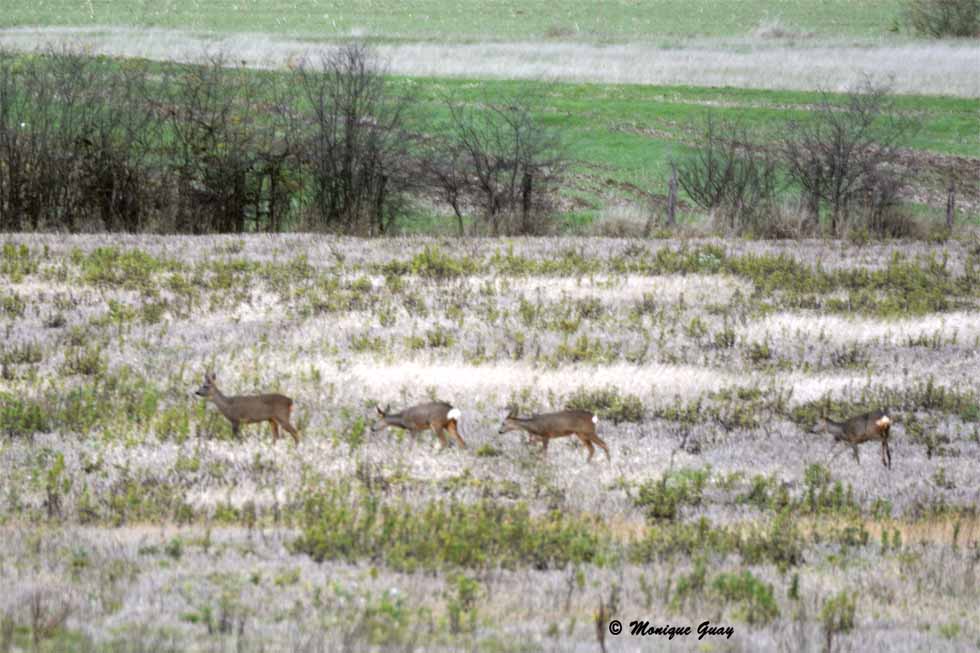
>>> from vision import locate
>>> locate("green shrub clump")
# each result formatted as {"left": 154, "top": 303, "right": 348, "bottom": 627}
{"left": 566, "top": 386, "right": 644, "bottom": 423}
{"left": 292, "top": 481, "right": 608, "bottom": 571}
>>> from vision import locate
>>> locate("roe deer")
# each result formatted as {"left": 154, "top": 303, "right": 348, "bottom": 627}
{"left": 194, "top": 371, "right": 300, "bottom": 445}
{"left": 813, "top": 410, "right": 892, "bottom": 469}
{"left": 498, "top": 409, "right": 610, "bottom": 462}
{"left": 372, "top": 401, "right": 466, "bottom": 448}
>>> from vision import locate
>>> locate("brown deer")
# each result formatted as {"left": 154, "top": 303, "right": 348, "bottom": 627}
{"left": 498, "top": 409, "right": 610, "bottom": 462}
{"left": 372, "top": 402, "right": 466, "bottom": 449}
{"left": 813, "top": 410, "right": 892, "bottom": 469}
{"left": 194, "top": 371, "right": 300, "bottom": 445}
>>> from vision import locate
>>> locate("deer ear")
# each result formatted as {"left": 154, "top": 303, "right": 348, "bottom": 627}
{"left": 376, "top": 405, "right": 385, "bottom": 416}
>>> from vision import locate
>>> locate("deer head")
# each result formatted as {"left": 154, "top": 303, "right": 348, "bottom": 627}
{"left": 195, "top": 370, "right": 217, "bottom": 398}
{"left": 371, "top": 404, "right": 393, "bottom": 432}
{"left": 498, "top": 409, "right": 520, "bottom": 434}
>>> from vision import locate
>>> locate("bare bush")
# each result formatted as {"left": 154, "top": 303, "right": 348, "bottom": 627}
{"left": 154, "top": 54, "right": 282, "bottom": 233}
{"left": 905, "top": 0, "right": 980, "bottom": 37}
{"left": 0, "top": 48, "right": 165, "bottom": 232}
{"left": 433, "top": 89, "right": 565, "bottom": 236}
{"left": 675, "top": 114, "right": 779, "bottom": 235}
{"left": 781, "top": 79, "right": 919, "bottom": 237}
{"left": 292, "top": 44, "right": 414, "bottom": 235}
{"left": 0, "top": 581, "right": 74, "bottom": 650}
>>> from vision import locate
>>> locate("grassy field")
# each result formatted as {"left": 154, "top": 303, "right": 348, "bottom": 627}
{"left": 2, "top": 0, "right": 908, "bottom": 41}
{"left": 1, "top": 1, "right": 979, "bottom": 648}
{"left": 0, "top": 234, "right": 979, "bottom": 651}
{"left": 410, "top": 77, "right": 980, "bottom": 215}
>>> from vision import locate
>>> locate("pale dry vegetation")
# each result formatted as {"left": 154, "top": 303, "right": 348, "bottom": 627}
{"left": 0, "top": 27, "right": 978, "bottom": 96}
{"left": 0, "top": 234, "right": 978, "bottom": 651}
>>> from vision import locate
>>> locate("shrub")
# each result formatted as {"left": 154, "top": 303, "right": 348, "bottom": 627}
{"left": 565, "top": 386, "right": 644, "bottom": 423}
{"left": 675, "top": 114, "right": 779, "bottom": 234}
{"left": 292, "top": 43, "right": 414, "bottom": 235}
{"left": 0, "top": 243, "right": 39, "bottom": 280}
{"left": 0, "top": 394, "right": 49, "bottom": 437}
{"left": 61, "top": 346, "right": 107, "bottom": 377}
{"left": 383, "top": 245, "right": 478, "bottom": 279}
{"left": 435, "top": 88, "right": 565, "bottom": 236}
{"left": 781, "top": 80, "right": 919, "bottom": 237}
{"left": 292, "top": 481, "right": 607, "bottom": 571}
{"left": 905, "top": 0, "right": 979, "bottom": 37}
{"left": 711, "top": 571, "right": 780, "bottom": 625}
{"left": 631, "top": 514, "right": 802, "bottom": 568}
{"left": 821, "top": 591, "right": 857, "bottom": 653}
{"left": 801, "top": 464, "right": 859, "bottom": 516}
{"left": 635, "top": 469, "right": 709, "bottom": 522}
{"left": 554, "top": 335, "right": 611, "bottom": 364}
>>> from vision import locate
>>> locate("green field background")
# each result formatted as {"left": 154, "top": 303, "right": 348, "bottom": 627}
{"left": 3, "top": 0, "right": 906, "bottom": 40}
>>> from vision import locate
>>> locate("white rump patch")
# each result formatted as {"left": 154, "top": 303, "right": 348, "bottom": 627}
{"left": 447, "top": 408, "right": 461, "bottom": 421}
{"left": 592, "top": 415, "right": 599, "bottom": 425}
{"left": 876, "top": 416, "right": 891, "bottom": 428}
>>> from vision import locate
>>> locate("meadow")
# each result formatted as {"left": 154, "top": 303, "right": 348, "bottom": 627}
{"left": 0, "top": 234, "right": 979, "bottom": 651}
{"left": 0, "top": 1, "right": 910, "bottom": 41}
{"left": 1, "top": 0, "right": 979, "bottom": 651}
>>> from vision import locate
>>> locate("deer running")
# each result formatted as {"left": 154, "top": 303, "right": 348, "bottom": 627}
{"left": 498, "top": 409, "right": 610, "bottom": 462}
{"left": 194, "top": 371, "right": 300, "bottom": 445}
{"left": 372, "top": 401, "right": 467, "bottom": 448}
{"left": 813, "top": 410, "right": 892, "bottom": 469}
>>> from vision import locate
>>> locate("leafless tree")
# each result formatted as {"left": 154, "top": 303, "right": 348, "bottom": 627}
{"left": 675, "top": 113, "right": 779, "bottom": 233}
{"left": 291, "top": 43, "right": 413, "bottom": 235}
{"left": 153, "top": 53, "right": 274, "bottom": 233}
{"left": 780, "top": 79, "right": 918, "bottom": 236}
{"left": 0, "top": 47, "right": 160, "bottom": 232}
{"left": 905, "top": 0, "right": 979, "bottom": 37}
{"left": 437, "top": 90, "right": 565, "bottom": 236}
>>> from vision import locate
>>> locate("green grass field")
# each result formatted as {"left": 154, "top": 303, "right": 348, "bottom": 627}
{"left": 0, "top": 1, "right": 976, "bottom": 228}
{"left": 3, "top": 0, "right": 907, "bottom": 41}
{"left": 406, "top": 77, "right": 979, "bottom": 225}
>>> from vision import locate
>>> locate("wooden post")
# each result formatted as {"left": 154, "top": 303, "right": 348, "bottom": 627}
{"left": 667, "top": 162, "right": 678, "bottom": 227}
{"left": 946, "top": 181, "right": 956, "bottom": 230}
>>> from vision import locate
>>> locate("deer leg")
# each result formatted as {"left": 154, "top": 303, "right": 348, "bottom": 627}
{"left": 231, "top": 420, "right": 241, "bottom": 439}
{"left": 882, "top": 437, "right": 891, "bottom": 469}
{"left": 447, "top": 420, "right": 466, "bottom": 449}
{"left": 591, "top": 433, "right": 611, "bottom": 461}
{"left": 540, "top": 436, "right": 550, "bottom": 456}
{"left": 281, "top": 419, "right": 301, "bottom": 445}
{"left": 885, "top": 427, "right": 892, "bottom": 469}
{"left": 432, "top": 423, "right": 449, "bottom": 449}
{"left": 851, "top": 444, "right": 860, "bottom": 463}
{"left": 576, "top": 434, "right": 596, "bottom": 462}
{"left": 269, "top": 419, "right": 280, "bottom": 442}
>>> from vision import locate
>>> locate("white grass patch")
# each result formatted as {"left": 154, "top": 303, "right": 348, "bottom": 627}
{"left": 468, "top": 273, "right": 752, "bottom": 305}
{"left": 743, "top": 311, "right": 980, "bottom": 347}
{"left": 332, "top": 359, "right": 883, "bottom": 408}
{"left": 1, "top": 27, "right": 978, "bottom": 96}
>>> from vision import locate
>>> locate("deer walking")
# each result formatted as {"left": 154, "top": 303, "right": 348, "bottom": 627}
{"left": 498, "top": 409, "right": 610, "bottom": 462}
{"left": 813, "top": 410, "right": 892, "bottom": 469}
{"left": 372, "top": 402, "right": 466, "bottom": 449}
{"left": 194, "top": 371, "right": 300, "bottom": 445}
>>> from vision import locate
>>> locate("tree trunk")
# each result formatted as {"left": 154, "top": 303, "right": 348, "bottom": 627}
{"left": 450, "top": 197, "right": 465, "bottom": 237}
